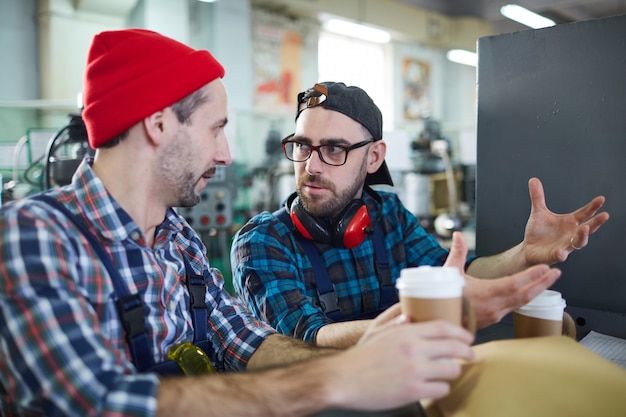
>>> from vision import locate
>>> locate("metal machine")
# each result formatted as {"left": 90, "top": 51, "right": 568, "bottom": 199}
{"left": 44, "top": 113, "right": 92, "bottom": 188}
{"left": 402, "top": 118, "right": 467, "bottom": 238}
{"left": 2, "top": 114, "right": 91, "bottom": 204}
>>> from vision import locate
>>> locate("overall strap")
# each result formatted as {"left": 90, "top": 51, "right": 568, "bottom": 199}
{"left": 275, "top": 206, "right": 395, "bottom": 322}
{"left": 274, "top": 207, "right": 342, "bottom": 321}
{"left": 372, "top": 223, "right": 396, "bottom": 312}
{"left": 32, "top": 194, "right": 209, "bottom": 373}
{"left": 181, "top": 256, "right": 209, "bottom": 345}
{"left": 33, "top": 194, "right": 155, "bottom": 371}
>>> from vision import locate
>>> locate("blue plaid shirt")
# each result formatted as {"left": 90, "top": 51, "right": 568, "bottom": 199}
{"left": 231, "top": 189, "right": 474, "bottom": 343}
{"left": 0, "top": 160, "right": 274, "bottom": 417}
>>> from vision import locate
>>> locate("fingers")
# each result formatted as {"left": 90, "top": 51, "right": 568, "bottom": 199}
{"left": 443, "top": 231, "right": 468, "bottom": 270}
{"left": 417, "top": 354, "right": 467, "bottom": 379}
{"left": 342, "top": 320, "right": 475, "bottom": 408}
{"left": 575, "top": 195, "right": 606, "bottom": 219}
{"left": 508, "top": 264, "right": 561, "bottom": 292}
{"left": 414, "top": 381, "right": 453, "bottom": 401}
{"left": 372, "top": 303, "right": 405, "bottom": 326}
{"left": 585, "top": 210, "right": 610, "bottom": 234}
{"left": 570, "top": 224, "right": 590, "bottom": 252}
{"left": 516, "top": 267, "right": 561, "bottom": 301}
{"left": 409, "top": 320, "right": 475, "bottom": 346}
{"left": 528, "top": 177, "right": 547, "bottom": 211}
{"left": 529, "top": 178, "right": 609, "bottom": 233}
{"left": 578, "top": 205, "right": 610, "bottom": 235}
{"left": 494, "top": 265, "right": 561, "bottom": 307}
{"left": 568, "top": 198, "right": 609, "bottom": 254}
{"left": 359, "top": 304, "right": 408, "bottom": 345}
{"left": 573, "top": 196, "right": 609, "bottom": 233}
{"left": 466, "top": 266, "right": 562, "bottom": 328}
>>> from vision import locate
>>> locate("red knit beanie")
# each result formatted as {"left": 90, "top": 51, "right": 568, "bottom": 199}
{"left": 82, "top": 28, "right": 225, "bottom": 148}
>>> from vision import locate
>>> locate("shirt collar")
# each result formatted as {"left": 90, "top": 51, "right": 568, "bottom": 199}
{"left": 69, "top": 158, "right": 183, "bottom": 243}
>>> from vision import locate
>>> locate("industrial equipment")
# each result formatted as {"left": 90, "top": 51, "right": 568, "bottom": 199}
{"left": 44, "top": 113, "right": 91, "bottom": 188}
{"left": 403, "top": 118, "right": 469, "bottom": 238}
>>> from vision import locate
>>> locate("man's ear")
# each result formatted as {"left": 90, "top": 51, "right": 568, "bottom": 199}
{"left": 142, "top": 110, "right": 166, "bottom": 146}
{"left": 367, "top": 140, "right": 387, "bottom": 174}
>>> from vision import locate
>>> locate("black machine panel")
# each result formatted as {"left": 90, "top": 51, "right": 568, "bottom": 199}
{"left": 476, "top": 14, "right": 626, "bottom": 338}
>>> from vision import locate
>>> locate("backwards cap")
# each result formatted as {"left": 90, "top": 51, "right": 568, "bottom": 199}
{"left": 82, "top": 28, "right": 225, "bottom": 148}
{"left": 295, "top": 82, "right": 393, "bottom": 186}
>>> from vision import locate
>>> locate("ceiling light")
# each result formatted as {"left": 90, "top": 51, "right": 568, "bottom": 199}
{"left": 446, "top": 49, "right": 477, "bottom": 67}
{"left": 322, "top": 18, "right": 391, "bottom": 43}
{"left": 500, "top": 4, "right": 556, "bottom": 29}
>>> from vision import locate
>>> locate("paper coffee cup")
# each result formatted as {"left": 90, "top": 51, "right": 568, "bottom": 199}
{"left": 514, "top": 290, "right": 566, "bottom": 338}
{"left": 396, "top": 266, "right": 465, "bottom": 326}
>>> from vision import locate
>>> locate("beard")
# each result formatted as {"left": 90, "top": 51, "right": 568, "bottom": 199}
{"left": 296, "top": 161, "right": 369, "bottom": 219}
{"left": 158, "top": 128, "right": 204, "bottom": 208}
{"left": 176, "top": 174, "right": 204, "bottom": 208}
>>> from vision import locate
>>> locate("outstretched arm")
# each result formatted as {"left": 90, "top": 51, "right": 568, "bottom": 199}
{"left": 157, "top": 320, "right": 474, "bottom": 416}
{"left": 467, "top": 177, "right": 609, "bottom": 278}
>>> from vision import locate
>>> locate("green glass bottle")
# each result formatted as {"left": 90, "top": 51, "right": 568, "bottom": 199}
{"left": 167, "top": 342, "right": 216, "bottom": 375}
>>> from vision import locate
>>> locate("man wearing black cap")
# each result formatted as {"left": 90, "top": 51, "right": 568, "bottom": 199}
{"left": 231, "top": 81, "right": 609, "bottom": 348}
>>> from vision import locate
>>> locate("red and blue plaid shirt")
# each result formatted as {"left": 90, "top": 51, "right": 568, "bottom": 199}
{"left": 0, "top": 159, "right": 274, "bottom": 416}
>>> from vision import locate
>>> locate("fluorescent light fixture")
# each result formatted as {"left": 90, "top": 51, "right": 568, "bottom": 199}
{"left": 446, "top": 49, "right": 477, "bottom": 67}
{"left": 500, "top": 4, "right": 556, "bottom": 29}
{"left": 322, "top": 18, "right": 391, "bottom": 43}
{"left": 197, "top": 0, "right": 218, "bottom": 3}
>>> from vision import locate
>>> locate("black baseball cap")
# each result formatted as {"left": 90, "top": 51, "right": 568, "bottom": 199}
{"left": 295, "top": 81, "right": 393, "bottom": 186}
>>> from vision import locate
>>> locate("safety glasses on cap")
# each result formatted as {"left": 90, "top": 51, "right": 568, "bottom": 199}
{"left": 297, "top": 83, "right": 328, "bottom": 113}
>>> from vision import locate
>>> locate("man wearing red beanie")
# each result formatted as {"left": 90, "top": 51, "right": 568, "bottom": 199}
{"left": 0, "top": 29, "right": 474, "bottom": 416}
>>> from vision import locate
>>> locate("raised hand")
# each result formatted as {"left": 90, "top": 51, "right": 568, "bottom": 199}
{"left": 522, "top": 177, "right": 609, "bottom": 264}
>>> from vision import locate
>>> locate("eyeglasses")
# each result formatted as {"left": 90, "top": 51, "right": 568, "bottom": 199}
{"left": 281, "top": 134, "right": 374, "bottom": 166}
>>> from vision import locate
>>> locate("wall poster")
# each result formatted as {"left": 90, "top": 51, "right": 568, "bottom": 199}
{"left": 252, "top": 22, "right": 302, "bottom": 114}
{"left": 402, "top": 58, "right": 431, "bottom": 120}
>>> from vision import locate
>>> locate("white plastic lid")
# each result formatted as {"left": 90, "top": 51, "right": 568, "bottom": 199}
{"left": 396, "top": 266, "right": 465, "bottom": 299}
{"left": 515, "top": 290, "right": 566, "bottom": 320}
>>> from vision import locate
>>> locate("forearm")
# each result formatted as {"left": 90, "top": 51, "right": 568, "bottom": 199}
{"left": 247, "top": 334, "right": 338, "bottom": 371}
{"left": 157, "top": 355, "right": 342, "bottom": 417}
{"left": 466, "top": 242, "right": 529, "bottom": 278}
{"left": 157, "top": 319, "right": 477, "bottom": 417}
{"left": 315, "top": 320, "right": 372, "bottom": 349}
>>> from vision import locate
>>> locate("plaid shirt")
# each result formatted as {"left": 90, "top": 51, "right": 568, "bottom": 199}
{"left": 232, "top": 189, "right": 475, "bottom": 343}
{"left": 0, "top": 160, "right": 274, "bottom": 417}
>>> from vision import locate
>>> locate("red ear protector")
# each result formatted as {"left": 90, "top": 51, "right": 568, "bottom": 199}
{"left": 287, "top": 188, "right": 382, "bottom": 249}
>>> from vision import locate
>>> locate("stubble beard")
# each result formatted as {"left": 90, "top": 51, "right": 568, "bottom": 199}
{"left": 159, "top": 128, "right": 202, "bottom": 208}
{"left": 296, "top": 170, "right": 366, "bottom": 219}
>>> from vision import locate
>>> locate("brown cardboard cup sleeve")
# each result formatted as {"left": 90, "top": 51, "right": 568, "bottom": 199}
{"left": 461, "top": 296, "right": 476, "bottom": 336}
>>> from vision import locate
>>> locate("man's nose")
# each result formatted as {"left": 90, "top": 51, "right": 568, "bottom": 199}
{"left": 305, "top": 149, "right": 324, "bottom": 173}
{"left": 216, "top": 136, "right": 232, "bottom": 166}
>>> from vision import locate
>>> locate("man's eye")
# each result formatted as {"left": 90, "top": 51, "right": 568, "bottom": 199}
{"left": 325, "top": 145, "right": 344, "bottom": 155}
{"left": 296, "top": 143, "right": 311, "bottom": 151}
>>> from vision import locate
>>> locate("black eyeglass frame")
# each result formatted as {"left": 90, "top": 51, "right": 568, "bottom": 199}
{"left": 281, "top": 134, "right": 374, "bottom": 166}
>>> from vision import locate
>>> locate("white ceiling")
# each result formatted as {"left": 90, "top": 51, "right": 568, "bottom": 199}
{"left": 399, "top": 0, "right": 626, "bottom": 34}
